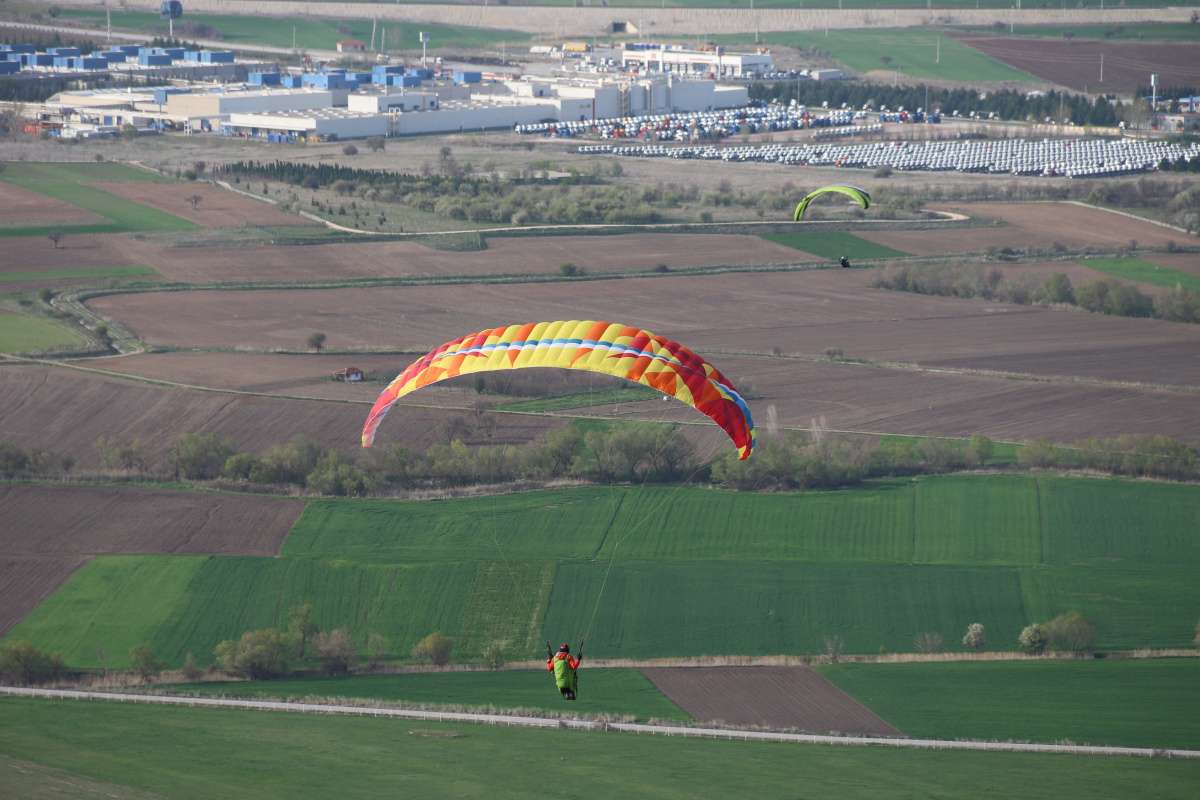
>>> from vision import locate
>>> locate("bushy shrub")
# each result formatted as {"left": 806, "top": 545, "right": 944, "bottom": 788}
{"left": 0, "top": 641, "right": 65, "bottom": 684}
{"left": 1044, "top": 611, "right": 1096, "bottom": 653}
{"left": 962, "top": 623, "right": 986, "bottom": 650}
{"left": 1018, "top": 623, "right": 1047, "bottom": 654}
{"left": 411, "top": 632, "right": 453, "bottom": 666}
{"left": 170, "top": 433, "right": 235, "bottom": 480}
{"left": 214, "top": 629, "right": 291, "bottom": 679}
{"left": 313, "top": 628, "right": 357, "bottom": 675}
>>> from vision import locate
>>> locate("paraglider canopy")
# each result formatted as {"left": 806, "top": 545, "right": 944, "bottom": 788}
{"left": 361, "top": 320, "right": 757, "bottom": 459}
{"left": 793, "top": 185, "right": 871, "bottom": 222}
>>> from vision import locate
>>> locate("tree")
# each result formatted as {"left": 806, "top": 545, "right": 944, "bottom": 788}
{"left": 1018, "top": 623, "right": 1048, "bottom": 654}
{"left": 121, "top": 123, "right": 137, "bottom": 140}
{"left": 47, "top": 231, "right": 63, "bottom": 249}
{"left": 1035, "top": 273, "right": 1075, "bottom": 305}
{"left": 342, "top": 143, "right": 358, "bottom": 156}
{"left": 0, "top": 641, "right": 65, "bottom": 684}
{"left": 822, "top": 634, "right": 845, "bottom": 662}
{"left": 411, "top": 632, "right": 453, "bottom": 666}
{"left": 366, "top": 633, "right": 388, "bottom": 670}
{"left": 1044, "top": 611, "right": 1096, "bottom": 653}
{"left": 366, "top": 136, "right": 385, "bottom": 152}
{"left": 966, "top": 434, "right": 994, "bottom": 466}
{"left": 307, "top": 332, "right": 327, "bottom": 352}
{"left": 187, "top": 193, "right": 203, "bottom": 210}
{"left": 170, "top": 432, "right": 235, "bottom": 480}
{"left": 962, "top": 623, "right": 986, "bottom": 651}
{"left": 130, "top": 644, "right": 164, "bottom": 682}
{"left": 559, "top": 262, "right": 580, "bottom": 277}
{"left": 214, "top": 629, "right": 290, "bottom": 679}
{"left": 914, "top": 631, "right": 944, "bottom": 653}
{"left": 287, "top": 602, "right": 317, "bottom": 659}
{"left": 482, "top": 641, "right": 506, "bottom": 671}
{"left": 181, "top": 651, "right": 203, "bottom": 681}
{"left": 313, "top": 628, "right": 357, "bottom": 675}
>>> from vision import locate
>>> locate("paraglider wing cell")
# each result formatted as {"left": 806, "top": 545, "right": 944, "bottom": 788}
{"left": 361, "top": 320, "right": 756, "bottom": 459}
{"left": 793, "top": 184, "right": 871, "bottom": 221}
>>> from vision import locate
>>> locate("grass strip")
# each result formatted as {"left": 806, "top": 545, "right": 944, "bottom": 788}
{"left": 1079, "top": 257, "right": 1200, "bottom": 292}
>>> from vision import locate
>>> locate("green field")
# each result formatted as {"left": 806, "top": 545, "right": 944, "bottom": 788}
{"left": 59, "top": 10, "right": 530, "bottom": 52}
{"left": 10, "top": 476, "right": 1199, "bottom": 668}
{"left": 878, "top": 434, "right": 1022, "bottom": 466}
{"left": 1080, "top": 257, "right": 1200, "bottom": 293}
{"left": 2, "top": 698, "right": 1198, "bottom": 800}
{"left": 0, "top": 266, "right": 159, "bottom": 284}
{"left": 0, "top": 311, "right": 87, "bottom": 353}
{"left": 821, "top": 659, "right": 1200, "bottom": 750}
{"left": 168, "top": 669, "right": 688, "bottom": 721}
{"left": 761, "top": 231, "right": 907, "bottom": 260}
{"left": 717, "top": 29, "right": 1036, "bottom": 82}
{"left": 0, "top": 163, "right": 195, "bottom": 235}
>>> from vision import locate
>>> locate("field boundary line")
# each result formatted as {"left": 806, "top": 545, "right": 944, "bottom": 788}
{"left": 1060, "top": 200, "right": 1195, "bottom": 236}
{"left": 3, "top": 686, "right": 1197, "bottom": 759}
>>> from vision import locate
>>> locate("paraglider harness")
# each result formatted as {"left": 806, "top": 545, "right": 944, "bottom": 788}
{"left": 547, "top": 640, "right": 583, "bottom": 701}
{"left": 839, "top": 256, "right": 851, "bottom": 269}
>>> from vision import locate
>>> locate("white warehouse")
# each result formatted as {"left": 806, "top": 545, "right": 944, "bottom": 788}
{"left": 621, "top": 46, "right": 773, "bottom": 78}
{"left": 224, "top": 108, "right": 388, "bottom": 140}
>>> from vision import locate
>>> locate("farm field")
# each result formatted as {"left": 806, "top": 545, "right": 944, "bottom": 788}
{"left": 4, "top": 699, "right": 1198, "bottom": 800}
{"left": 169, "top": 669, "right": 689, "bottom": 721}
{"left": 14, "top": 475, "right": 1198, "bottom": 668}
{"left": 90, "top": 182, "right": 307, "bottom": 229}
{"left": 0, "top": 163, "right": 196, "bottom": 236}
{"left": 858, "top": 202, "right": 1186, "bottom": 254}
{"left": 954, "top": 36, "right": 1200, "bottom": 93}
{"left": 57, "top": 9, "right": 531, "bottom": 51}
{"left": 0, "top": 311, "right": 86, "bottom": 354}
{"left": 0, "top": 181, "right": 103, "bottom": 228}
{"left": 820, "top": 659, "right": 1200, "bottom": 750}
{"left": 958, "top": 23, "right": 1200, "bottom": 42}
{"left": 0, "top": 556, "right": 86, "bottom": 636}
{"left": 1080, "top": 256, "right": 1200, "bottom": 293}
{"left": 0, "top": 365, "right": 562, "bottom": 468}
{"left": 642, "top": 666, "right": 898, "bottom": 734}
{"left": 760, "top": 230, "right": 907, "bottom": 260}
{"left": 85, "top": 268, "right": 1200, "bottom": 387}
{"left": 0, "top": 266, "right": 158, "bottom": 287}
{"left": 717, "top": 29, "right": 1036, "bottom": 82}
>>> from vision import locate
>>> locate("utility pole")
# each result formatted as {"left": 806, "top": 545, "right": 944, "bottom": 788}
{"left": 106, "top": 3, "right": 111, "bottom": 44}
{"left": 420, "top": 31, "right": 429, "bottom": 68}
{"left": 936, "top": 37, "right": 940, "bottom": 65}
{"left": 371, "top": 18, "right": 377, "bottom": 51}
{"left": 1099, "top": 52, "right": 1103, "bottom": 83}
{"left": 292, "top": 26, "right": 297, "bottom": 52}
{"left": 382, "top": 27, "right": 387, "bottom": 52}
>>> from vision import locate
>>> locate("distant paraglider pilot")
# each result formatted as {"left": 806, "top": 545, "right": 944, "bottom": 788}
{"left": 547, "top": 641, "right": 581, "bottom": 700}
{"left": 839, "top": 256, "right": 851, "bottom": 269}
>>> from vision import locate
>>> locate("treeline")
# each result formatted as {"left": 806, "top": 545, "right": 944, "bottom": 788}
{"left": 749, "top": 81, "right": 1122, "bottom": 126}
{"left": 220, "top": 159, "right": 599, "bottom": 193}
{"left": 873, "top": 263, "right": 1200, "bottom": 324}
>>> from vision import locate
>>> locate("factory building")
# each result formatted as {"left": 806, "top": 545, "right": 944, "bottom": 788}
{"left": 165, "top": 88, "right": 335, "bottom": 117}
{"left": 224, "top": 109, "right": 389, "bottom": 141}
{"left": 620, "top": 46, "right": 773, "bottom": 78}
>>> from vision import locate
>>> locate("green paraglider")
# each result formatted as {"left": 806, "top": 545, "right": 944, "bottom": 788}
{"left": 792, "top": 185, "right": 872, "bottom": 221}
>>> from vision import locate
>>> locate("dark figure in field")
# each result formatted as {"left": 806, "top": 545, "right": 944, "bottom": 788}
{"left": 839, "top": 256, "right": 851, "bottom": 269}
{"left": 547, "top": 642, "right": 581, "bottom": 700}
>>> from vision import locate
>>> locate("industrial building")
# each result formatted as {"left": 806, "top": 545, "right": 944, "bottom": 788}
{"left": 620, "top": 45, "right": 773, "bottom": 78}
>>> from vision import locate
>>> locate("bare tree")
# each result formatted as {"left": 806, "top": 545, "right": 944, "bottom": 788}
{"left": 313, "top": 628, "right": 357, "bottom": 675}
{"left": 914, "top": 631, "right": 944, "bottom": 653}
{"left": 366, "top": 633, "right": 388, "bottom": 670}
{"left": 47, "top": 231, "right": 63, "bottom": 249}
{"left": 187, "top": 193, "right": 203, "bottom": 210}
{"left": 822, "top": 634, "right": 845, "bottom": 662}
{"left": 129, "top": 644, "right": 164, "bottom": 683}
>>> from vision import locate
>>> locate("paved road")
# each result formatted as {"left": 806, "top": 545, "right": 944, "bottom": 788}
{"left": 3, "top": 686, "right": 1198, "bottom": 759}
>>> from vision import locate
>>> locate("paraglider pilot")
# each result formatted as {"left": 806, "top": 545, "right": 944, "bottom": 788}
{"left": 547, "top": 641, "right": 582, "bottom": 700}
{"left": 839, "top": 256, "right": 851, "bottom": 269}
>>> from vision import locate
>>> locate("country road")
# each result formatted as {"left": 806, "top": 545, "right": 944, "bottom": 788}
{"left": 3, "top": 686, "right": 1198, "bottom": 759}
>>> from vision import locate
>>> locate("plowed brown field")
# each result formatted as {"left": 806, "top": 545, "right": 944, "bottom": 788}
{"left": 90, "top": 182, "right": 306, "bottom": 229}
{"left": 0, "top": 484, "right": 304, "bottom": 634}
{"left": 642, "top": 666, "right": 899, "bottom": 735}
{"left": 87, "top": 269, "right": 1200, "bottom": 387}
{"left": 0, "top": 183, "right": 103, "bottom": 227}
{"left": 0, "top": 484, "right": 301, "bottom": 557}
{"left": 860, "top": 203, "right": 1184, "bottom": 255}
{"left": 0, "top": 557, "right": 85, "bottom": 634}
{"left": 957, "top": 37, "right": 1200, "bottom": 93}
{"left": 0, "top": 364, "right": 562, "bottom": 467}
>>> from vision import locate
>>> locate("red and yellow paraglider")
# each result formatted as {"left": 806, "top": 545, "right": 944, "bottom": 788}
{"left": 362, "top": 320, "right": 757, "bottom": 459}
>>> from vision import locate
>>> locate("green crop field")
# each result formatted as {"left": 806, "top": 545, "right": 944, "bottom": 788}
{"left": 822, "top": 659, "right": 1200, "bottom": 750}
{"left": 1080, "top": 257, "right": 1200, "bottom": 293}
{"left": 0, "top": 311, "right": 87, "bottom": 353}
{"left": 168, "top": 668, "right": 688, "bottom": 721}
{"left": 878, "top": 434, "right": 1022, "bottom": 466}
{"left": 59, "top": 10, "right": 529, "bottom": 52}
{"left": 958, "top": 23, "right": 1200, "bottom": 42}
{"left": 0, "top": 163, "right": 195, "bottom": 235}
{"left": 761, "top": 231, "right": 907, "bottom": 260}
{"left": 716, "top": 29, "right": 1036, "bottom": 82}
{"left": 0, "top": 266, "right": 159, "bottom": 284}
{"left": 11, "top": 475, "right": 1198, "bottom": 669}
{"left": 2, "top": 698, "right": 1198, "bottom": 800}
